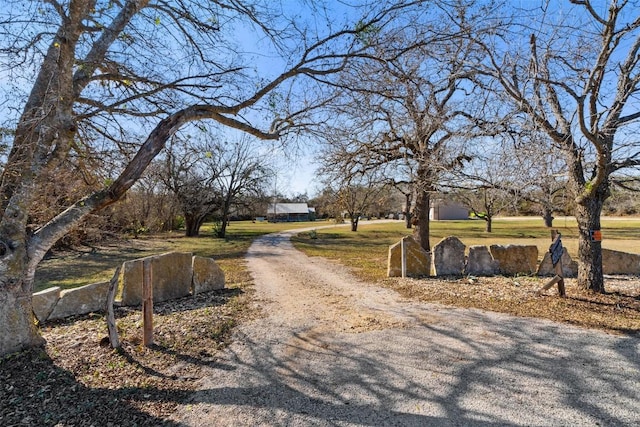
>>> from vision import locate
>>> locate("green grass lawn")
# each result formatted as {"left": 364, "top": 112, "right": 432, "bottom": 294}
{"left": 34, "top": 217, "right": 640, "bottom": 292}
{"left": 291, "top": 216, "right": 640, "bottom": 282}
{"left": 34, "top": 220, "right": 328, "bottom": 292}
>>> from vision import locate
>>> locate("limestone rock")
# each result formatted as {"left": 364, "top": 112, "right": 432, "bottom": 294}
{"left": 602, "top": 249, "right": 640, "bottom": 275}
{"left": 490, "top": 244, "right": 538, "bottom": 276}
{"left": 387, "top": 236, "right": 431, "bottom": 277}
{"left": 432, "top": 236, "right": 466, "bottom": 276}
{"left": 120, "top": 252, "right": 193, "bottom": 306}
{"left": 32, "top": 287, "right": 61, "bottom": 323}
{"left": 537, "top": 248, "right": 578, "bottom": 278}
{"left": 466, "top": 245, "right": 499, "bottom": 276}
{"left": 48, "top": 281, "right": 110, "bottom": 321}
{"left": 192, "top": 256, "right": 225, "bottom": 294}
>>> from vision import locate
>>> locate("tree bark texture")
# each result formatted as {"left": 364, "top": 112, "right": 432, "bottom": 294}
{"left": 575, "top": 198, "right": 605, "bottom": 293}
{"left": 0, "top": 287, "right": 45, "bottom": 355}
{"left": 412, "top": 189, "right": 431, "bottom": 251}
{"left": 543, "top": 208, "right": 554, "bottom": 228}
{"left": 404, "top": 193, "right": 413, "bottom": 229}
{"left": 564, "top": 132, "right": 609, "bottom": 293}
{"left": 185, "top": 214, "right": 205, "bottom": 237}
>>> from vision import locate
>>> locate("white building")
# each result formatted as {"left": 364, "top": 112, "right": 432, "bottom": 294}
{"left": 266, "top": 203, "right": 315, "bottom": 222}
{"left": 429, "top": 200, "right": 469, "bottom": 220}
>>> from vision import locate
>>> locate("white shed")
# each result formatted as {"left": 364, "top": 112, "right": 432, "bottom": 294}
{"left": 429, "top": 200, "right": 469, "bottom": 220}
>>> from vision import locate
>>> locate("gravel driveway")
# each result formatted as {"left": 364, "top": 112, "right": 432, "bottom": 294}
{"left": 171, "top": 228, "right": 640, "bottom": 426}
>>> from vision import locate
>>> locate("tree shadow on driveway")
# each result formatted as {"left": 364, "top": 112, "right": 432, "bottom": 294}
{"left": 175, "top": 307, "right": 640, "bottom": 426}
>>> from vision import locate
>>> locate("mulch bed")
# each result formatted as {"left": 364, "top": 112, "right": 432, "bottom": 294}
{"left": 1, "top": 274, "right": 638, "bottom": 426}
{"left": 0, "top": 286, "right": 252, "bottom": 427}
{"left": 384, "top": 274, "right": 640, "bottom": 334}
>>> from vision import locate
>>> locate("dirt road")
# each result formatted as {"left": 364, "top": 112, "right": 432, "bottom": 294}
{"left": 171, "top": 228, "right": 640, "bottom": 426}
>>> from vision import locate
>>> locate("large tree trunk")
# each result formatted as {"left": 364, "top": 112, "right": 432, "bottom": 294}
{"left": 542, "top": 207, "right": 554, "bottom": 228}
{"left": 485, "top": 216, "right": 492, "bottom": 233}
{"left": 575, "top": 197, "right": 605, "bottom": 293}
{"left": 0, "top": 198, "right": 44, "bottom": 354}
{"left": 350, "top": 216, "right": 359, "bottom": 232}
{"left": 0, "top": 3, "right": 92, "bottom": 356}
{"left": 0, "top": 285, "right": 44, "bottom": 355}
{"left": 412, "top": 189, "right": 430, "bottom": 251}
{"left": 404, "top": 192, "right": 413, "bottom": 229}
{"left": 185, "top": 214, "right": 204, "bottom": 237}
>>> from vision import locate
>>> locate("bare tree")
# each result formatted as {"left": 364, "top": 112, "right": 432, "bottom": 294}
{"left": 449, "top": 130, "right": 569, "bottom": 229}
{"left": 0, "top": 0, "right": 426, "bottom": 355}
{"left": 315, "top": 2, "right": 502, "bottom": 251}
{"left": 474, "top": 0, "right": 640, "bottom": 292}
{"left": 445, "top": 146, "right": 519, "bottom": 232}
{"left": 330, "top": 174, "right": 388, "bottom": 232}
{"left": 452, "top": 187, "right": 513, "bottom": 233}
{"left": 509, "top": 131, "right": 569, "bottom": 228}
{"left": 160, "top": 130, "right": 273, "bottom": 238}
{"left": 207, "top": 135, "right": 273, "bottom": 238}
{"left": 160, "top": 135, "right": 222, "bottom": 237}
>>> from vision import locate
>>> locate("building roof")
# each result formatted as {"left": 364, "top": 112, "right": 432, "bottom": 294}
{"left": 267, "top": 203, "right": 310, "bottom": 215}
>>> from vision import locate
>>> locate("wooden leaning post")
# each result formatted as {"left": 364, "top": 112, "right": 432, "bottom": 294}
{"left": 105, "top": 265, "right": 122, "bottom": 349}
{"left": 401, "top": 237, "right": 407, "bottom": 278}
{"left": 105, "top": 260, "right": 154, "bottom": 349}
{"left": 142, "top": 258, "right": 154, "bottom": 347}
{"left": 538, "top": 230, "right": 566, "bottom": 297}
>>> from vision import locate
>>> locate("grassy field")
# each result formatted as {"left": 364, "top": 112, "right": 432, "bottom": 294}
{"left": 34, "top": 220, "right": 320, "bottom": 292}
{"left": 34, "top": 216, "right": 640, "bottom": 292}
{"left": 291, "top": 216, "right": 640, "bottom": 282}
{"left": 12, "top": 222, "right": 640, "bottom": 427}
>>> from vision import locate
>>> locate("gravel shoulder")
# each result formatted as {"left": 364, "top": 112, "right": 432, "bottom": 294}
{"left": 171, "top": 229, "right": 640, "bottom": 426}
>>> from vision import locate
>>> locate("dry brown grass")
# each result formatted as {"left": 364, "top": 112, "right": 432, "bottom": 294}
{"left": 292, "top": 220, "right": 640, "bottom": 335}
{"left": 2, "top": 240, "right": 257, "bottom": 426}
{"left": 383, "top": 275, "right": 640, "bottom": 335}
{"left": 0, "top": 281, "right": 256, "bottom": 426}
{"left": 3, "top": 220, "right": 639, "bottom": 426}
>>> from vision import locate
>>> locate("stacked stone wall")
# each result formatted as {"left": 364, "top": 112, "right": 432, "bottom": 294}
{"left": 387, "top": 236, "right": 640, "bottom": 278}
{"left": 33, "top": 252, "right": 225, "bottom": 323}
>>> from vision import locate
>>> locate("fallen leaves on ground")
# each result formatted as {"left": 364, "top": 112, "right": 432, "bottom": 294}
{"left": 384, "top": 275, "right": 640, "bottom": 334}
{"left": 2, "top": 272, "right": 638, "bottom": 426}
{"left": 0, "top": 286, "right": 254, "bottom": 427}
